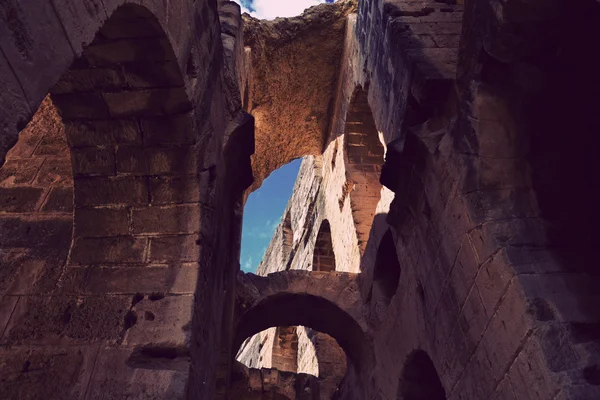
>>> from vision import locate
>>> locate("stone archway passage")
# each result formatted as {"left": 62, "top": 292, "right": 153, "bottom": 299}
{"left": 312, "top": 219, "right": 336, "bottom": 272}
{"left": 344, "top": 88, "right": 385, "bottom": 254}
{"left": 371, "top": 229, "right": 401, "bottom": 306}
{"left": 235, "top": 270, "right": 371, "bottom": 376}
{"left": 397, "top": 350, "right": 446, "bottom": 400}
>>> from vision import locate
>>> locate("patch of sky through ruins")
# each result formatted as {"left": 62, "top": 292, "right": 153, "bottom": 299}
{"left": 241, "top": 159, "right": 302, "bottom": 272}
{"left": 233, "top": 0, "right": 334, "bottom": 20}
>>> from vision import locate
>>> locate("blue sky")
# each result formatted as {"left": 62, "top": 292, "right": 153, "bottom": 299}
{"left": 241, "top": 159, "right": 302, "bottom": 272}
{"left": 234, "top": 0, "right": 334, "bottom": 20}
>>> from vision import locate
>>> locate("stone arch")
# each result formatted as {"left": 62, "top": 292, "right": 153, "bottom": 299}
{"left": 235, "top": 271, "right": 371, "bottom": 374}
{"left": 271, "top": 326, "right": 299, "bottom": 373}
{"left": 44, "top": 4, "right": 200, "bottom": 268}
{"left": 312, "top": 219, "right": 336, "bottom": 272}
{"left": 236, "top": 292, "right": 370, "bottom": 376}
{"left": 397, "top": 350, "right": 446, "bottom": 400}
{"left": 369, "top": 229, "right": 401, "bottom": 306}
{"left": 344, "top": 87, "right": 385, "bottom": 254}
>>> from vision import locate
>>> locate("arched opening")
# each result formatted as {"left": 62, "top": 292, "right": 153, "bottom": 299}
{"left": 236, "top": 324, "right": 348, "bottom": 398}
{"left": 312, "top": 219, "right": 336, "bottom": 272}
{"left": 241, "top": 159, "right": 301, "bottom": 273}
{"left": 0, "top": 5, "right": 199, "bottom": 399}
{"left": 235, "top": 293, "right": 373, "bottom": 378}
{"left": 344, "top": 88, "right": 385, "bottom": 254}
{"left": 397, "top": 350, "right": 446, "bottom": 400}
{"left": 369, "top": 229, "right": 401, "bottom": 308}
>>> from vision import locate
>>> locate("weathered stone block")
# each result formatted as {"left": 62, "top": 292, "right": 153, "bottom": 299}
{"left": 0, "top": 345, "right": 98, "bottom": 400}
{"left": 83, "top": 37, "right": 175, "bottom": 66}
{"left": 4, "top": 294, "right": 130, "bottom": 344}
{"left": 141, "top": 113, "right": 196, "bottom": 145}
{"left": 131, "top": 204, "right": 200, "bottom": 235}
{"left": 41, "top": 186, "right": 73, "bottom": 212}
{"left": 74, "top": 207, "right": 129, "bottom": 238}
{"left": 64, "top": 119, "right": 141, "bottom": 147}
{"left": 125, "top": 295, "right": 193, "bottom": 345}
{"left": 149, "top": 175, "right": 202, "bottom": 205}
{"left": 116, "top": 145, "right": 198, "bottom": 175}
{"left": 0, "top": 187, "right": 44, "bottom": 212}
{"left": 0, "top": 216, "right": 72, "bottom": 249}
{"left": 481, "top": 280, "right": 533, "bottom": 382}
{"left": 127, "top": 60, "right": 185, "bottom": 88}
{"left": 103, "top": 87, "right": 191, "bottom": 117}
{"left": 60, "top": 263, "right": 198, "bottom": 294}
{"left": 149, "top": 235, "right": 201, "bottom": 263}
{"left": 85, "top": 347, "right": 188, "bottom": 400}
{"left": 72, "top": 147, "right": 116, "bottom": 176}
{"left": 51, "top": 92, "right": 111, "bottom": 120}
{"left": 34, "top": 158, "right": 72, "bottom": 187}
{"left": 508, "top": 333, "right": 561, "bottom": 399}
{"left": 74, "top": 176, "right": 149, "bottom": 206}
{"left": 0, "top": 158, "right": 44, "bottom": 186}
{"left": 70, "top": 236, "right": 147, "bottom": 265}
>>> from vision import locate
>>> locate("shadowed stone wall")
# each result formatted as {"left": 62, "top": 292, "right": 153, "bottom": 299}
{"left": 0, "top": 0, "right": 253, "bottom": 399}
{"left": 231, "top": 0, "right": 600, "bottom": 398}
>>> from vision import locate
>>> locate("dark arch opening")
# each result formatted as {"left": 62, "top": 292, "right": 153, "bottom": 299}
{"left": 371, "top": 229, "right": 401, "bottom": 304}
{"left": 344, "top": 87, "right": 385, "bottom": 254}
{"left": 234, "top": 293, "right": 373, "bottom": 374}
{"left": 397, "top": 350, "right": 446, "bottom": 400}
{"left": 312, "top": 219, "right": 336, "bottom": 272}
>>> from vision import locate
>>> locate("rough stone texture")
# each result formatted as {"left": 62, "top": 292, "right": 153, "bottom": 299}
{"left": 242, "top": 1, "right": 356, "bottom": 192}
{"left": 2, "top": 0, "right": 600, "bottom": 399}
{"left": 0, "top": 0, "right": 252, "bottom": 399}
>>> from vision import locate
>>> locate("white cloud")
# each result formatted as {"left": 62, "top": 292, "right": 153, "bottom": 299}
{"left": 233, "top": 0, "right": 326, "bottom": 20}
{"left": 243, "top": 256, "right": 253, "bottom": 271}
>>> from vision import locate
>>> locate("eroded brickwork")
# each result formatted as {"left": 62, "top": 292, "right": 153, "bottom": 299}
{"left": 1, "top": 0, "right": 599, "bottom": 398}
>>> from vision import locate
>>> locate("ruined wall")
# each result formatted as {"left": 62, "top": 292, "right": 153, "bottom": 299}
{"left": 1, "top": 0, "right": 599, "bottom": 398}
{"left": 0, "top": 1, "right": 254, "bottom": 399}
{"left": 232, "top": 0, "right": 600, "bottom": 398}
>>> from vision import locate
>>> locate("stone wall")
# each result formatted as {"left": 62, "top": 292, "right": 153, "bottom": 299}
{"left": 231, "top": 0, "right": 600, "bottom": 398}
{"left": 1, "top": 0, "right": 599, "bottom": 398}
{"left": 0, "top": 1, "right": 253, "bottom": 399}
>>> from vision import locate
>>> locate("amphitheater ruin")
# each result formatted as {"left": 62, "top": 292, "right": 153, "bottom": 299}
{"left": 0, "top": 0, "right": 599, "bottom": 398}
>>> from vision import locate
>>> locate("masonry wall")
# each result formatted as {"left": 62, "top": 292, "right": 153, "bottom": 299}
{"left": 233, "top": 0, "right": 600, "bottom": 398}
{"left": 1, "top": 0, "right": 599, "bottom": 398}
{"left": 0, "top": 1, "right": 253, "bottom": 399}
